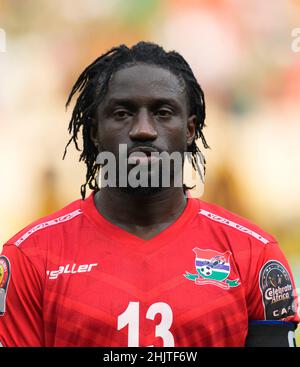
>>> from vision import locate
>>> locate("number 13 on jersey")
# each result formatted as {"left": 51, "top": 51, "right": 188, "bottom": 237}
{"left": 117, "top": 301, "right": 175, "bottom": 347}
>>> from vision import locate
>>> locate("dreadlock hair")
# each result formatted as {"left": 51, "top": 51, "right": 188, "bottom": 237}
{"left": 63, "top": 41, "right": 209, "bottom": 199}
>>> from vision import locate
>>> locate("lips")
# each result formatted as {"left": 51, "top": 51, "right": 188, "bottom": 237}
{"left": 127, "top": 146, "right": 161, "bottom": 165}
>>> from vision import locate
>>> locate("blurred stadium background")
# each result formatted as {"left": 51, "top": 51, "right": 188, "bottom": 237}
{"left": 0, "top": 0, "right": 299, "bottom": 344}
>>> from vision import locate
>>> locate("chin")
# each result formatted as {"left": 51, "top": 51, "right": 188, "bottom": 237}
{"left": 119, "top": 185, "right": 164, "bottom": 196}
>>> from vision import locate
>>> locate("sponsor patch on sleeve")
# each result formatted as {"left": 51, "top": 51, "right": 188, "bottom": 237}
{"left": 0, "top": 256, "right": 11, "bottom": 316}
{"left": 259, "top": 260, "right": 296, "bottom": 320}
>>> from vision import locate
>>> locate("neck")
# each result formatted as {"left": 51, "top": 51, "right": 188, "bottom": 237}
{"left": 94, "top": 187, "right": 187, "bottom": 227}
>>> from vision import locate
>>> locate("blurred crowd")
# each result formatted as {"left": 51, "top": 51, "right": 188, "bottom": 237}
{"left": 0, "top": 0, "right": 300, "bottom": 339}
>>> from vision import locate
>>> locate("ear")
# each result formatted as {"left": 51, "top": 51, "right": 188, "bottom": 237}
{"left": 89, "top": 118, "right": 99, "bottom": 151}
{"left": 187, "top": 115, "right": 196, "bottom": 147}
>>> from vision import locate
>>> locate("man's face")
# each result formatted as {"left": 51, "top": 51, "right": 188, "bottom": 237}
{"left": 91, "top": 63, "right": 196, "bottom": 190}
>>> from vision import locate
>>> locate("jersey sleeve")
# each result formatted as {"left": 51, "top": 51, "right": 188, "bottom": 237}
{"left": 0, "top": 244, "right": 44, "bottom": 346}
{"left": 246, "top": 241, "right": 299, "bottom": 324}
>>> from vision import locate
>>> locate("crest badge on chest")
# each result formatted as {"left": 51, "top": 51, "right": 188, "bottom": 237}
{"left": 184, "top": 248, "right": 240, "bottom": 290}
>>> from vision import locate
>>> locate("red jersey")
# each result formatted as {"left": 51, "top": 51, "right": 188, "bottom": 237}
{"left": 0, "top": 191, "right": 299, "bottom": 346}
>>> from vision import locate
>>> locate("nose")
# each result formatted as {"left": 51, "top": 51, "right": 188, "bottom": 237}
{"left": 129, "top": 109, "right": 158, "bottom": 141}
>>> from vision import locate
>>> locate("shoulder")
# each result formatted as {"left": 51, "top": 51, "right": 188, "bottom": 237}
{"left": 4, "top": 196, "right": 84, "bottom": 250}
{"left": 194, "top": 198, "right": 277, "bottom": 246}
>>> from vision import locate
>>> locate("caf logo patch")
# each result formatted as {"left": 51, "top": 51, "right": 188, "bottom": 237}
{"left": 259, "top": 260, "right": 295, "bottom": 320}
{"left": 0, "top": 256, "right": 11, "bottom": 316}
{"left": 184, "top": 248, "right": 240, "bottom": 290}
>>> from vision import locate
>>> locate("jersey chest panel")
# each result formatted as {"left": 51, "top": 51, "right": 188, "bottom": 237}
{"left": 43, "top": 234, "right": 248, "bottom": 346}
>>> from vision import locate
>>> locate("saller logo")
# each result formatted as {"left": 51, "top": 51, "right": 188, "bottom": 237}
{"left": 259, "top": 260, "right": 295, "bottom": 319}
{"left": 47, "top": 263, "right": 98, "bottom": 280}
{"left": 184, "top": 248, "right": 240, "bottom": 290}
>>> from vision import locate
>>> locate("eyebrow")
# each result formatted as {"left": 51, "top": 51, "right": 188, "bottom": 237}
{"left": 103, "top": 97, "right": 183, "bottom": 109}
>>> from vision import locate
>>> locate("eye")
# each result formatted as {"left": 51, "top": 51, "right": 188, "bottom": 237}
{"left": 156, "top": 108, "right": 173, "bottom": 118}
{"left": 113, "top": 109, "right": 131, "bottom": 119}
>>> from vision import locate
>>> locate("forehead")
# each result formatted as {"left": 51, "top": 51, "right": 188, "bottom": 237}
{"left": 102, "top": 63, "right": 187, "bottom": 105}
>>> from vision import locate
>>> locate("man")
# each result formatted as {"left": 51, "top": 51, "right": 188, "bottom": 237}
{"left": 0, "top": 42, "right": 299, "bottom": 347}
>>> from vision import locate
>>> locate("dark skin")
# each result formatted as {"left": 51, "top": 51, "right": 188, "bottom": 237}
{"left": 90, "top": 63, "right": 196, "bottom": 240}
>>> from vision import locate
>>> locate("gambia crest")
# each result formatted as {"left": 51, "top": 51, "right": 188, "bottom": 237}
{"left": 184, "top": 248, "right": 240, "bottom": 290}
